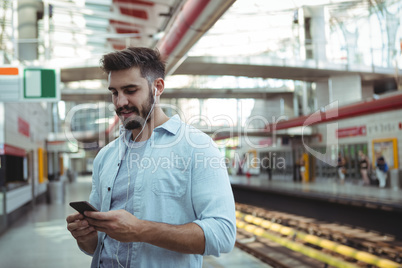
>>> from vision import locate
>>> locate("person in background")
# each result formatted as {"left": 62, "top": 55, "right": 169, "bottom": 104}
{"left": 337, "top": 152, "right": 346, "bottom": 184}
{"left": 358, "top": 150, "right": 370, "bottom": 186}
{"left": 237, "top": 153, "right": 246, "bottom": 175}
{"left": 66, "top": 47, "right": 236, "bottom": 268}
{"left": 375, "top": 153, "right": 388, "bottom": 188}
{"left": 263, "top": 153, "right": 272, "bottom": 181}
{"left": 266, "top": 164, "right": 272, "bottom": 181}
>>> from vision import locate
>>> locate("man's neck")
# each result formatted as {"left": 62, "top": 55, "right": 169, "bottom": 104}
{"left": 130, "top": 109, "right": 169, "bottom": 142}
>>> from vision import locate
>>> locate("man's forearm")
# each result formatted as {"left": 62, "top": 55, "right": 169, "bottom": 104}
{"left": 139, "top": 221, "right": 205, "bottom": 254}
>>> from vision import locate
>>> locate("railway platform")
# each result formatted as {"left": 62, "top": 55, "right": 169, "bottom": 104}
{"left": 230, "top": 174, "right": 402, "bottom": 210}
{"left": 230, "top": 174, "right": 402, "bottom": 240}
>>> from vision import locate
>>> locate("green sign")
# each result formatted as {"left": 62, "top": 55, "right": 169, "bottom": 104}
{"left": 23, "top": 68, "right": 59, "bottom": 101}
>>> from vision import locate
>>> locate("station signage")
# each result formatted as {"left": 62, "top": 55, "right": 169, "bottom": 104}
{"left": 336, "top": 126, "right": 366, "bottom": 138}
{"left": 0, "top": 66, "right": 60, "bottom": 102}
{"left": 0, "top": 67, "right": 20, "bottom": 101}
{"left": 18, "top": 117, "right": 30, "bottom": 138}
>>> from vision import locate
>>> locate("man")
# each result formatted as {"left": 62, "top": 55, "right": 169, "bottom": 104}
{"left": 66, "top": 47, "right": 236, "bottom": 267}
{"left": 336, "top": 152, "right": 346, "bottom": 184}
{"left": 375, "top": 153, "right": 388, "bottom": 188}
{"left": 358, "top": 150, "right": 370, "bottom": 186}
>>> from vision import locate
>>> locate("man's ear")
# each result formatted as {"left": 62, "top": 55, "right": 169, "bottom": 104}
{"left": 154, "top": 78, "right": 165, "bottom": 96}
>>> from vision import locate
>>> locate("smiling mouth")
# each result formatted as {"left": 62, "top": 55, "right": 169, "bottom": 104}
{"left": 120, "top": 111, "right": 135, "bottom": 118}
{"left": 116, "top": 106, "right": 140, "bottom": 118}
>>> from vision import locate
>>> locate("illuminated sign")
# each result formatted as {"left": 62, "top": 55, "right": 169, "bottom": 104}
{"left": 336, "top": 126, "right": 366, "bottom": 138}
{"left": 0, "top": 66, "right": 60, "bottom": 102}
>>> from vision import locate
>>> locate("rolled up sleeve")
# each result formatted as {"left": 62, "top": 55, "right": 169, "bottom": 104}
{"left": 191, "top": 144, "right": 236, "bottom": 256}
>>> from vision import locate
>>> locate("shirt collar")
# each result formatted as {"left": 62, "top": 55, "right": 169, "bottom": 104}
{"left": 154, "top": 114, "right": 181, "bottom": 135}
{"left": 119, "top": 114, "right": 181, "bottom": 138}
{"left": 117, "top": 115, "right": 181, "bottom": 160}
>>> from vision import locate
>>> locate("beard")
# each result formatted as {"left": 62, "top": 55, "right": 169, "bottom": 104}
{"left": 124, "top": 115, "right": 143, "bottom": 130}
{"left": 115, "top": 90, "right": 154, "bottom": 130}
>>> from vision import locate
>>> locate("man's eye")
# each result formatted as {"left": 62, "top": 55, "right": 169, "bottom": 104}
{"left": 111, "top": 91, "right": 118, "bottom": 96}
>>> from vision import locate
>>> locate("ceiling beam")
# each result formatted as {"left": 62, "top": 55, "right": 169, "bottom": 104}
{"left": 60, "top": 55, "right": 398, "bottom": 83}
{"left": 49, "top": 0, "right": 158, "bottom": 29}
{"left": 173, "top": 56, "right": 398, "bottom": 82}
{"left": 61, "top": 87, "right": 294, "bottom": 102}
{"left": 61, "top": 67, "right": 107, "bottom": 83}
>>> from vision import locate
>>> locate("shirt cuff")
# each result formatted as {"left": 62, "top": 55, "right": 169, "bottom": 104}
{"left": 193, "top": 218, "right": 235, "bottom": 257}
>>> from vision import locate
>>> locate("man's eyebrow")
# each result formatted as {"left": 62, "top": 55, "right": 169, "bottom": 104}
{"left": 108, "top": 84, "right": 139, "bottom": 91}
{"left": 121, "top": 84, "right": 140, "bottom": 90}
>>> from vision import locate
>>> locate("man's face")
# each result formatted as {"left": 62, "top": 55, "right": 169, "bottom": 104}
{"left": 108, "top": 68, "right": 154, "bottom": 130}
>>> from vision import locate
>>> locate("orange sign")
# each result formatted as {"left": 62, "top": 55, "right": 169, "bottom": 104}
{"left": 0, "top": 67, "right": 19, "bottom": 75}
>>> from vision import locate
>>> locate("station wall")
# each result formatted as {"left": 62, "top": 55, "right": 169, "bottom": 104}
{"left": 1, "top": 102, "right": 51, "bottom": 197}
{"left": 313, "top": 109, "right": 402, "bottom": 168}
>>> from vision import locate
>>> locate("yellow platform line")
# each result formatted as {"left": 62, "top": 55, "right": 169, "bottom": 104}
{"left": 236, "top": 211, "right": 401, "bottom": 268}
{"left": 237, "top": 219, "right": 359, "bottom": 268}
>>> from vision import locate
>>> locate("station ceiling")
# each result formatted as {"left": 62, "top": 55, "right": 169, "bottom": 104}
{"left": 55, "top": 0, "right": 399, "bottom": 103}
{"left": 2, "top": 0, "right": 399, "bottom": 101}
{"left": 45, "top": 0, "right": 235, "bottom": 74}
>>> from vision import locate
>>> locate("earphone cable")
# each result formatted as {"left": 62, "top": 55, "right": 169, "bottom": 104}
{"left": 114, "top": 87, "right": 157, "bottom": 268}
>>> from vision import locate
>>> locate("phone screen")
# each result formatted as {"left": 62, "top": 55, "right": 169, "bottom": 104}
{"left": 69, "top": 201, "right": 99, "bottom": 215}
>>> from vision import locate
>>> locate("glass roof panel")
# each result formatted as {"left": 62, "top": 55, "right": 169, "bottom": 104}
{"left": 188, "top": 0, "right": 401, "bottom": 65}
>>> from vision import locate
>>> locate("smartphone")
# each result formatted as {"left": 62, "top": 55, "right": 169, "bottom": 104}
{"left": 69, "top": 201, "right": 99, "bottom": 215}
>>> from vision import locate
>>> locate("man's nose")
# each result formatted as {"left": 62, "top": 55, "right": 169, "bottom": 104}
{"left": 116, "top": 93, "right": 129, "bottom": 108}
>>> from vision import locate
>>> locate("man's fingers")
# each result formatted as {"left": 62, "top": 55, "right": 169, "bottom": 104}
{"left": 93, "top": 226, "right": 108, "bottom": 233}
{"left": 72, "top": 227, "right": 97, "bottom": 241}
{"left": 66, "top": 212, "right": 84, "bottom": 223}
{"left": 67, "top": 218, "right": 97, "bottom": 242}
{"left": 67, "top": 219, "right": 85, "bottom": 232}
{"left": 84, "top": 211, "right": 107, "bottom": 220}
{"left": 85, "top": 217, "right": 107, "bottom": 229}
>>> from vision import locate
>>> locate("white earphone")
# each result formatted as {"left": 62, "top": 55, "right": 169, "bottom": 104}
{"left": 115, "top": 86, "right": 158, "bottom": 268}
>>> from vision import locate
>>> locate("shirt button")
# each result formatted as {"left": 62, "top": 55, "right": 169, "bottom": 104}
{"left": 108, "top": 187, "right": 111, "bottom": 191}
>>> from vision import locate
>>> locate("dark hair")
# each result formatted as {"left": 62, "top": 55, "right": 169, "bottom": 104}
{"left": 100, "top": 47, "right": 165, "bottom": 85}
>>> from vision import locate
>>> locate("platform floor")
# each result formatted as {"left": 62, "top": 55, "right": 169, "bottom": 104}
{"left": 2, "top": 174, "right": 398, "bottom": 267}
{"left": 0, "top": 175, "right": 270, "bottom": 268}
{"left": 230, "top": 173, "right": 402, "bottom": 208}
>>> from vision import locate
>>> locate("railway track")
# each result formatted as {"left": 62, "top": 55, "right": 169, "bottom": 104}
{"left": 235, "top": 203, "right": 402, "bottom": 268}
{"left": 236, "top": 229, "right": 327, "bottom": 268}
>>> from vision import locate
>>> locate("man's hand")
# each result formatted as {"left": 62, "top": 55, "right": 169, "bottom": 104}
{"left": 66, "top": 212, "right": 98, "bottom": 254}
{"left": 85, "top": 210, "right": 205, "bottom": 254}
{"left": 85, "top": 210, "right": 142, "bottom": 243}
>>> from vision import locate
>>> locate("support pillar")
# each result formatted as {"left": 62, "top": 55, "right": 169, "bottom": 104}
{"left": 329, "top": 75, "right": 362, "bottom": 106}
{"left": 302, "top": 82, "right": 309, "bottom": 115}
{"left": 342, "top": 25, "right": 359, "bottom": 64}
{"left": 17, "top": 0, "right": 42, "bottom": 61}
{"left": 302, "top": 5, "right": 327, "bottom": 62}
{"left": 315, "top": 81, "right": 330, "bottom": 108}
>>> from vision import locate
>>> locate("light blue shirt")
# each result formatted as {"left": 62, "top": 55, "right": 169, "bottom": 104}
{"left": 85, "top": 115, "right": 236, "bottom": 268}
{"left": 100, "top": 137, "right": 147, "bottom": 268}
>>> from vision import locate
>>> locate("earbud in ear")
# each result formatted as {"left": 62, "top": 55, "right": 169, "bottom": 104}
{"left": 154, "top": 87, "right": 157, "bottom": 97}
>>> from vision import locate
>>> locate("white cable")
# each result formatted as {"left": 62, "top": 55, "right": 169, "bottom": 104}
{"left": 114, "top": 87, "right": 158, "bottom": 268}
